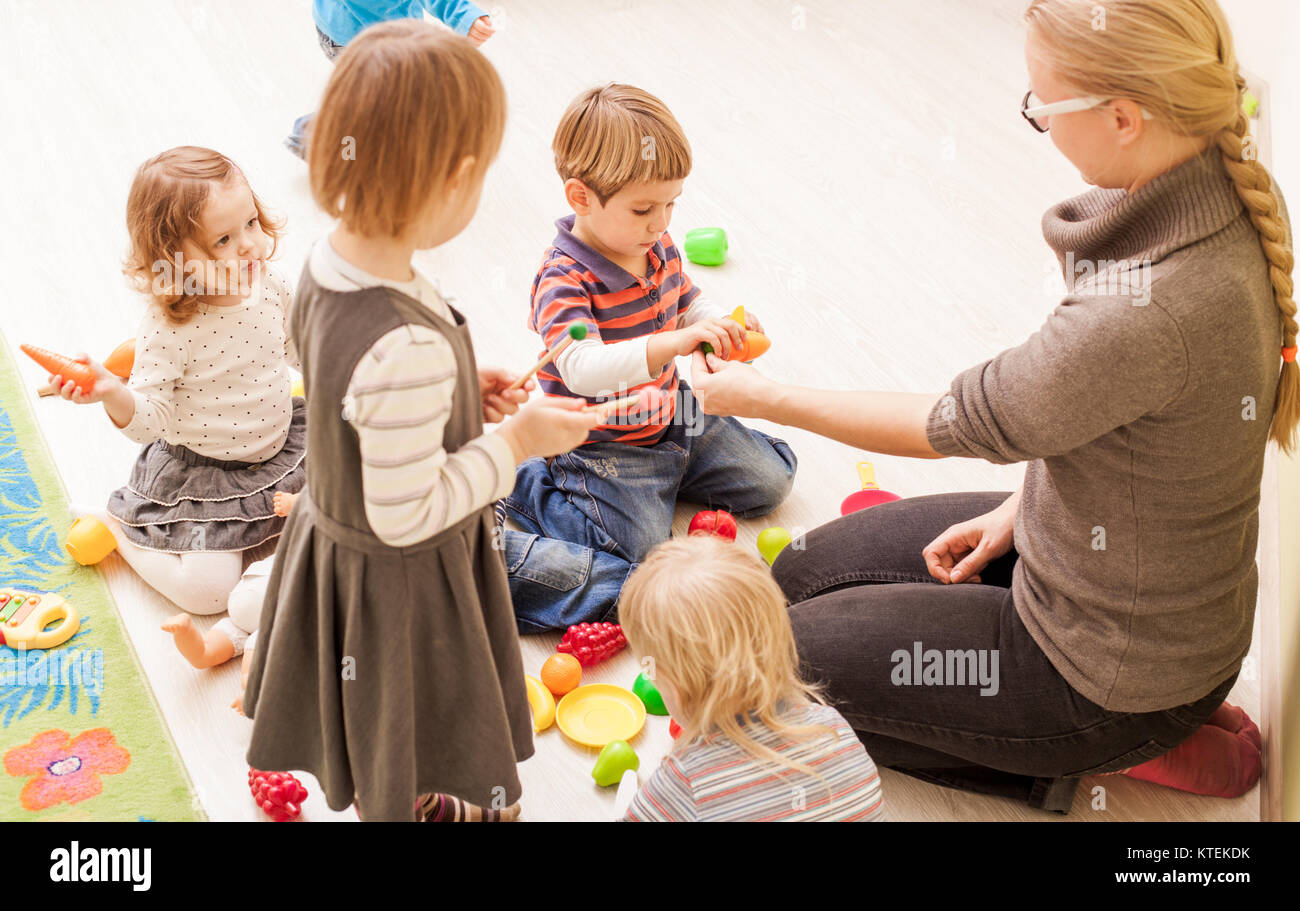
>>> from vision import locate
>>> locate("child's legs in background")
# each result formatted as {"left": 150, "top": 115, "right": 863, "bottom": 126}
{"left": 503, "top": 442, "right": 683, "bottom": 563}
{"left": 503, "top": 530, "right": 636, "bottom": 634}
{"left": 676, "top": 384, "right": 797, "bottom": 517}
{"left": 286, "top": 26, "right": 346, "bottom": 155}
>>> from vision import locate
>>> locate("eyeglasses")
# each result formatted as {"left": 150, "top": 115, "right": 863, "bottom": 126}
{"left": 1021, "top": 90, "right": 1154, "bottom": 133}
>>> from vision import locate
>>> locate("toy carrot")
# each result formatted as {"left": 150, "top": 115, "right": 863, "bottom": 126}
{"left": 698, "top": 305, "right": 771, "bottom": 362}
{"left": 21, "top": 344, "right": 97, "bottom": 393}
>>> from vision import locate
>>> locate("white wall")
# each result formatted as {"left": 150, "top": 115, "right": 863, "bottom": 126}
{"left": 1219, "top": 0, "right": 1300, "bottom": 821}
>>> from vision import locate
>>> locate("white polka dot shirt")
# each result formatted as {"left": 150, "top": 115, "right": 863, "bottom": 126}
{"left": 119, "top": 267, "right": 299, "bottom": 462}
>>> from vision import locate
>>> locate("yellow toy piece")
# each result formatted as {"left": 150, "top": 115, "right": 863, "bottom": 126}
{"left": 0, "top": 588, "right": 80, "bottom": 650}
{"left": 66, "top": 516, "right": 117, "bottom": 566}
{"left": 525, "top": 674, "right": 556, "bottom": 732}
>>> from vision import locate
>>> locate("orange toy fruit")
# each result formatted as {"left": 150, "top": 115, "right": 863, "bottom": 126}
{"left": 103, "top": 338, "right": 136, "bottom": 379}
{"left": 540, "top": 653, "right": 582, "bottom": 697}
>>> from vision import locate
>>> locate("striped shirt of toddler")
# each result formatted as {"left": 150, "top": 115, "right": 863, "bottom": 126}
{"left": 310, "top": 238, "right": 516, "bottom": 547}
{"left": 529, "top": 215, "right": 727, "bottom": 445}
{"left": 623, "top": 702, "right": 886, "bottom": 822}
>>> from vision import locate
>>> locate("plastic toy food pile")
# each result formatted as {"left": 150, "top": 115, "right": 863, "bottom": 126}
{"left": 248, "top": 769, "right": 307, "bottom": 822}
{"left": 556, "top": 622, "right": 626, "bottom": 666}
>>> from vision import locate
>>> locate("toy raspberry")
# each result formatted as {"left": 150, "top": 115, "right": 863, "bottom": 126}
{"left": 248, "top": 768, "right": 308, "bottom": 821}
{"left": 556, "top": 622, "right": 627, "bottom": 667}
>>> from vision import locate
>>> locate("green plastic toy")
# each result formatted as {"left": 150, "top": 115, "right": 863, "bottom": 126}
{"left": 632, "top": 672, "right": 668, "bottom": 715}
{"left": 592, "top": 740, "right": 639, "bottom": 787}
{"left": 684, "top": 227, "right": 728, "bottom": 266}
{"left": 756, "top": 526, "right": 793, "bottom": 566}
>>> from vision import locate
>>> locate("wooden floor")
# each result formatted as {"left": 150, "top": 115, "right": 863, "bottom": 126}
{"left": 0, "top": 0, "right": 1259, "bottom": 821}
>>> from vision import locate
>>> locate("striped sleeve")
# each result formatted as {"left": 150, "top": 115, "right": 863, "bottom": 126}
{"left": 347, "top": 323, "right": 515, "bottom": 548}
{"left": 622, "top": 755, "right": 698, "bottom": 822}
{"left": 532, "top": 259, "right": 652, "bottom": 396}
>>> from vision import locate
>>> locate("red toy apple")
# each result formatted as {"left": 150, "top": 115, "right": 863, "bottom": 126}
{"left": 687, "top": 509, "right": 737, "bottom": 541}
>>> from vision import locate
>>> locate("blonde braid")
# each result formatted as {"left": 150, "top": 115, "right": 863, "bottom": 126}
{"left": 1216, "top": 108, "right": 1299, "bottom": 454}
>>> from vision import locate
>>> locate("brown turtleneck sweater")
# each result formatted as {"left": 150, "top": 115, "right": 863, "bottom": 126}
{"left": 925, "top": 147, "right": 1289, "bottom": 712}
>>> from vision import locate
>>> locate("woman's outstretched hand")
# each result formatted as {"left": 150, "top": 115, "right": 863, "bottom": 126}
{"left": 689, "top": 351, "right": 773, "bottom": 417}
{"left": 922, "top": 496, "right": 1017, "bottom": 584}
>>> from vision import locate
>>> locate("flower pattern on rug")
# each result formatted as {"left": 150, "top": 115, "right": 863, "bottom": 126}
{"left": 4, "top": 728, "right": 130, "bottom": 811}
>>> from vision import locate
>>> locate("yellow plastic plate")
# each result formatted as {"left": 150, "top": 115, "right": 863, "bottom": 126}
{"left": 555, "top": 684, "right": 646, "bottom": 748}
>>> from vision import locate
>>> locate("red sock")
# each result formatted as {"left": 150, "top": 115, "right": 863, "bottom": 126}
{"left": 1207, "top": 701, "right": 1261, "bottom": 751}
{"left": 1121, "top": 705, "right": 1261, "bottom": 798}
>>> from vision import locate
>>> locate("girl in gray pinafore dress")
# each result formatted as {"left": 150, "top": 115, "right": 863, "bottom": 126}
{"left": 242, "top": 267, "right": 534, "bottom": 821}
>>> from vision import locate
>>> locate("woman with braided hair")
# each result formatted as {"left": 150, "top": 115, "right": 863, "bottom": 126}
{"left": 691, "top": 0, "right": 1291, "bottom": 811}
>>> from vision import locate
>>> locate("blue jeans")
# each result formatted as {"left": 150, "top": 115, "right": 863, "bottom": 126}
{"left": 503, "top": 529, "right": 636, "bottom": 634}
{"left": 285, "top": 27, "right": 345, "bottom": 158}
{"left": 502, "top": 384, "right": 797, "bottom": 563}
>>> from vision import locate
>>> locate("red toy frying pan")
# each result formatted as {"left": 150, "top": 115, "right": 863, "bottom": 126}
{"left": 840, "top": 462, "right": 901, "bottom": 515}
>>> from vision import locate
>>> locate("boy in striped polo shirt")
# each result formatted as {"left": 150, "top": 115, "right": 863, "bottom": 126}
{"left": 501, "top": 84, "right": 797, "bottom": 566}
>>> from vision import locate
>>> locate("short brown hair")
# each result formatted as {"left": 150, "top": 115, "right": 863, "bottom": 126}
{"left": 122, "top": 146, "right": 283, "bottom": 324}
{"left": 553, "top": 84, "right": 692, "bottom": 205}
{"left": 309, "top": 20, "right": 507, "bottom": 238}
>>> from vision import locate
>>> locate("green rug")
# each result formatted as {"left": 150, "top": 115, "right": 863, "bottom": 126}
{"left": 0, "top": 331, "right": 202, "bottom": 821}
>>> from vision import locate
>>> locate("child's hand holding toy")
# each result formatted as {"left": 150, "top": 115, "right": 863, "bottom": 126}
{"left": 648, "top": 316, "right": 746, "bottom": 369}
{"left": 478, "top": 366, "right": 533, "bottom": 423}
{"left": 25, "top": 345, "right": 136, "bottom": 429}
{"left": 498, "top": 396, "right": 602, "bottom": 464}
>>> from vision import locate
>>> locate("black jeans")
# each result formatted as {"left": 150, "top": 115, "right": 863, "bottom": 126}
{"left": 772, "top": 491, "right": 1237, "bottom": 812}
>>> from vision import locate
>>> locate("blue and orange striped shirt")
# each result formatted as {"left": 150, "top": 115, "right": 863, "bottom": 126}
{"left": 623, "top": 703, "right": 886, "bottom": 822}
{"left": 529, "top": 215, "right": 701, "bottom": 445}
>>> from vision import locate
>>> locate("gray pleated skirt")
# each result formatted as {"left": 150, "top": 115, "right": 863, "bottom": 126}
{"left": 107, "top": 399, "right": 307, "bottom": 553}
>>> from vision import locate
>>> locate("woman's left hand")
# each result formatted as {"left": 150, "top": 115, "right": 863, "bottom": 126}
{"left": 478, "top": 366, "right": 532, "bottom": 423}
{"left": 690, "top": 351, "right": 774, "bottom": 418}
